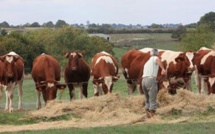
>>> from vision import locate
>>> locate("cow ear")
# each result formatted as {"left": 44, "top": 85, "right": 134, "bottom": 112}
{"left": 37, "top": 87, "right": 43, "bottom": 91}
{"left": 36, "top": 85, "right": 45, "bottom": 91}
{"left": 0, "top": 56, "right": 3, "bottom": 61}
{"left": 98, "top": 77, "right": 104, "bottom": 83}
{"left": 63, "top": 50, "right": 69, "bottom": 58}
{"left": 77, "top": 52, "right": 83, "bottom": 58}
{"left": 113, "top": 75, "right": 120, "bottom": 82}
{"left": 0, "top": 56, "right": 6, "bottom": 62}
{"left": 81, "top": 50, "right": 85, "bottom": 55}
{"left": 56, "top": 83, "right": 67, "bottom": 90}
{"left": 13, "top": 56, "right": 20, "bottom": 62}
{"left": 175, "top": 56, "right": 185, "bottom": 62}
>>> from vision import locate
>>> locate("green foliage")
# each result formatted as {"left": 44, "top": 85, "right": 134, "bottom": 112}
{"left": 0, "top": 31, "right": 47, "bottom": 73}
{"left": 55, "top": 20, "right": 69, "bottom": 28}
{"left": 43, "top": 21, "right": 54, "bottom": 28}
{"left": 0, "top": 26, "right": 114, "bottom": 73}
{"left": 198, "top": 11, "right": 215, "bottom": 30}
{"left": 0, "top": 21, "right": 10, "bottom": 27}
{"left": 0, "top": 28, "right": 8, "bottom": 36}
{"left": 180, "top": 24, "right": 215, "bottom": 51}
{"left": 30, "top": 22, "right": 40, "bottom": 27}
{"left": 171, "top": 25, "right": 187, "bottom": 40}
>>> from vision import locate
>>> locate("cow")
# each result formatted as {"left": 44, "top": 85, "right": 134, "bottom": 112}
{"left": 31, "top": 53, "right": 66, "bottom": 109}
{"left": 63, "top": 50, "right": 90, "bottom": 100}
{"left": 121, "top": 49, "right": 176, "bottom": 95}
{"left": 121, "top": 49, "right": 150, "bottom": 95}
{"left": 91, "top": 51, "right": 120, "bottom": 96}
{"left": 0, "top": 51, "right": 24, "bottom": 112}
{"left": 139, "top": 48, "right": 195, "bottom": 93}
{"left": 193, "top": 47, "right": 215, "bottom": 94}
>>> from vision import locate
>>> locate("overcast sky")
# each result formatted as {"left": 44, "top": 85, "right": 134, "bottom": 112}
{"left": 1, "top": 0, "right": 215, "bottom": 26}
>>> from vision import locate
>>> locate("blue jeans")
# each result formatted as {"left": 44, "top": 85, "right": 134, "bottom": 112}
{"left": 142, "top": 77, "right": 158, "bottom": 111}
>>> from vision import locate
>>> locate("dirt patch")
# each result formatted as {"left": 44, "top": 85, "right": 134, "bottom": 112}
{"left": 1, "top": 89, "right": 215, "bottom": 132}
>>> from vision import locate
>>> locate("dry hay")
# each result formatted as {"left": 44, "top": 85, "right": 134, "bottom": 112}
{"left": 1, "top": 89, "right": 215, "bottom": 132}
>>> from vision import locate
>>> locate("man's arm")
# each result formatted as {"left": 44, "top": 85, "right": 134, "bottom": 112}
{"left": 156, "top": 58, "right": 166, "bottom": 75}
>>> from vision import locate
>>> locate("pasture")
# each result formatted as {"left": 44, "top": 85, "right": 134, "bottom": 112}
{"left": 0, "top": 33, "right": 215, "bottom": 133}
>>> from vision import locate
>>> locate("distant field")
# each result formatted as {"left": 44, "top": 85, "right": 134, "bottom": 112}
{"left": 109, "top": 33, "right": 181, "bottom": 51}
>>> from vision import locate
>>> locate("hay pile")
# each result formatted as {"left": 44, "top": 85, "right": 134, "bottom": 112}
{"left": 30, "top": 93, "right": 145, "bottom": 124}
{"left": 157, "top": 89, "right": 215, "bottom": 114}
{"left": 1, "top": 89, "right": 215, "bottom": 132}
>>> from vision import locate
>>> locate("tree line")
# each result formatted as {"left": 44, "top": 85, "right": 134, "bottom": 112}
{"left": 0, "top": 26, "right": 113, "bottom": 74}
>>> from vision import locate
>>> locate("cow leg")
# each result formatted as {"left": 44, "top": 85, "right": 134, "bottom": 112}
{"left": 93, "top": 84, "right": 99, "bottom": 96}
{"left": 17, "top": 81, "right": 23, "bottom": 110}
{"left": 0, "top": 86, "right": 3, "bottom": 108}
{"left": 208, "top": 77, "right": 215, "bottom": 94}
{"left": 98, "top": 85, "right": 103, "bottom": 95}
{"left": 5, "top": 84, "right": 15, "bottom": 112}
{"left": 93, "top": 84, "right": 103, "bottom": 96}
{"left": 194, "top": 70, "right": 201, "bottom": 93}
{"left": 36, "top": 90, "right": 41, "bottom": 109}
{"left": 81, "top": 83, "right": 88, "bottom": 98}
{"left": 68, "top": 84, "right": 75, "bottom": 100}
{"left": 5, "top": 90, "right": 9, "bottom": 111}
{"left": 185, "top": 79, "right": 192, "bottom": 92}
{"left": 200, "top": 77, "right": 208, "bottom": 95}
{"left": 127, "top": 80, "right": 135, "bottom": 95}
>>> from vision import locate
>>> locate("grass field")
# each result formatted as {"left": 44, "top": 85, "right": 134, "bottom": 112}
{"left": 110, "top": 33, "right": 181, "bottom": 51}
{"left": 0, "top": 33, "right": 211, "bottom": 133}
{"left": 4, "top": 122, "right": 215, "bottom": 134}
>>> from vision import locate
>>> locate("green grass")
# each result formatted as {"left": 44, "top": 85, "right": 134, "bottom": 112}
{"left": 3, "top": 122, "right": 215, "bottom": 134}
{"left": 0, "top": 73, "right": 130, "bottom": 111}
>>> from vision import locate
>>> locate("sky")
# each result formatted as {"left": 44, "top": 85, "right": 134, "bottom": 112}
{"left": 1, "top": 0, "right": 215, "bottom": 26}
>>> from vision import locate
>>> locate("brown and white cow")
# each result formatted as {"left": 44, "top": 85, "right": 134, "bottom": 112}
{"left": 64, "top": 50, "right": 90, "bottom": 100}
{"left": 31, "top": 53, "right": 66, "bottom": 109}
{"left": 139, "top": 48, "right": 195, "bottom": 93}
{"left": 91, "top": 51, "right": 120, "bottom": 96}
{"left": 0, "top": 51, "right": 24, "bottom": 112}
{"left": 193, "top": 47, "right": 215, "bottom": 94}
{"left": 121, "top": 49, "right": 150, "bottom": 95}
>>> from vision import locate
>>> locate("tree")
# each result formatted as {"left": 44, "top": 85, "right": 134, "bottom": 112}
{"left": 150, "top": 23, "right": 164, "bottom": 28}
{"left": 0, "top": 31, "right": 46, "bottom": 73}
{"left": 171, "top": 25, "right": 187, "bottom": 40}
{"left": 30, "top": 22, "right": 40, "bottom": 27}
{"left": 43, "top": 21, "right": 54, "bottom": 28}
{"left": 0, "top": 28, "right": 8, "bottom": 36}
{"left": 55, "top": 20, "right": 68, "bottom": 28}
{"left": 198, "top": 12, "right": 215, "bottom": 30}
{"left": 0, "top": 21, "right": 10, "bottom": 27}
{"left": 180, "top": 24, "right": 215, "bottom": 51}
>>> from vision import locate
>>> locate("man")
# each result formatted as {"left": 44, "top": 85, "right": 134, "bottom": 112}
{"left": 142, "top": 48, "right": 166, "bottom": 118}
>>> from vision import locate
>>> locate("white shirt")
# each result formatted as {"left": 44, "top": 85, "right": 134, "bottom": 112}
{"left": 142, "top": 56, "right": 159, "bottom": 77}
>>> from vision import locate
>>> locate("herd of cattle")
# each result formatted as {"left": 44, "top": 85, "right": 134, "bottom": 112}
{"left": 0, "top": 47, "right": 215, "bottom": 112}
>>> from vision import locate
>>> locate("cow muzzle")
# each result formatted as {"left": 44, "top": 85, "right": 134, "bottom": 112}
{"left": 7, "top": 73, "right": 14, "bottom": 78}
{"left": 71, "top": 67, "right": 77, "bottom": 70}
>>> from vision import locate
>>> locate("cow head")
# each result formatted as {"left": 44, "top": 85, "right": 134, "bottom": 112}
{"left": 0, "top": 54, "right": 20, "bottom": 79}
{"left": 64, "top": 50, "right": 85, "bottom": 71}
{"left": 185, "top": 51, "right": 195, "bottom": 73}
{"left": 36, "top": 81, "right": 66, "bottom": 101}
{"left": 94, "top": 75, "right": 120, "bottom": 94}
